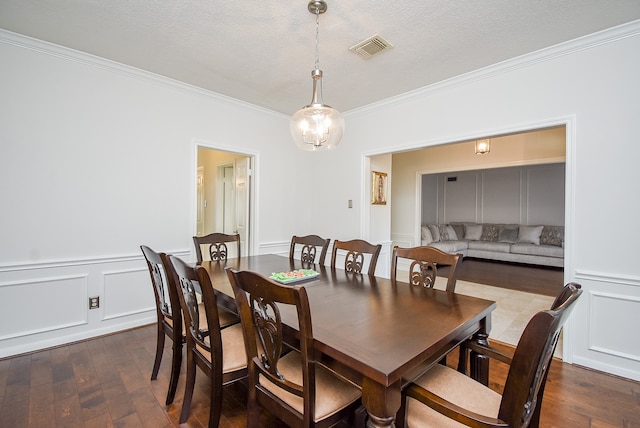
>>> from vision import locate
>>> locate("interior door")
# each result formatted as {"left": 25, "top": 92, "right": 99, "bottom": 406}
{"left": 196, "top": 166, "right": 205, "bottom": 236}
{"left": 234, "top": 157, "right": 251, "bottom": 256}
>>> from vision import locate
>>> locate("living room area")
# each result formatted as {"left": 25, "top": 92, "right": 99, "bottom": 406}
{"left": 385, "top": 126, "right": 566, "bottom": 348}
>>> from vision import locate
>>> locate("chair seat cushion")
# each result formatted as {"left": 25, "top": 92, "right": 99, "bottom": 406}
{"left": 196, "top": 323, "right": 247, "bottom": 373}
{"left": 407, "top": 364, "right": 501, "bottom": 427}
{"left": 259, "top": 351, "right": 361, "bottom": 422}
{"left": 218, "top": 306, "right": 240, "bottom": 328}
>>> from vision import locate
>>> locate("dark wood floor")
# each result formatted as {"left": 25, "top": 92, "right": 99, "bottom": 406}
{"left": 439, "top": 257, "right": 564, "bottom": 297}
{"left": 1, "top": 262, "right": 636, "bottom": 427}
{"left": 2, "top": 324, "right": 639, "bottom": 428}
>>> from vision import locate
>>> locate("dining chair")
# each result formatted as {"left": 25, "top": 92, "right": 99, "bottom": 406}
{"left": 226, "top": 268, "right": 362, "bottom": 428}
{"left": 289, "top": 234, "right": 330, "bottom": 266}
{"left": 330, "top": 239, "right": 382, "bottom": 276}
{"left": 164, "top": 254, "right": 248, "bottom": 428}
{"left": 140, "top": 245, "right": 183, "bottom": 405}
{"left": 396, "top": 282, "right": 582, "bottom": 428}
{"left": 193, "top": 232, "right": 241, "bottom": 263}
{"left": 390, "top": 245, "right": 462, "bottom": 292}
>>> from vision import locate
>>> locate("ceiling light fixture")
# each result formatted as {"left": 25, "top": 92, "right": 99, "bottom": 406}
{"left": 475, "top": 139, "right": 491, "bottom": 154}
{"left": 290, "top": 0, "right": 344, "bottom": 151}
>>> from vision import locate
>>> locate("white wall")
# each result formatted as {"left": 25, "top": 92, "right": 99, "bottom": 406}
{"left": 2, "top": 20, "right": 640, "bottom": 382}
{"left": 0, "top": 31, "right": 308, "bottom": 357}
{"left": 324, "top": 22, "right": 640, "bottom": 380}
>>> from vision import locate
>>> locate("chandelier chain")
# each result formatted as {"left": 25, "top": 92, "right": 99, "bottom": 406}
{"left": 314, "top": 11, "right": 320, "bottom": 71}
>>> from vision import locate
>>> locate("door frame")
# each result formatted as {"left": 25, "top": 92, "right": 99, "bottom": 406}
{"left": 191, "top": 139, "right": 258, "bottom": 257}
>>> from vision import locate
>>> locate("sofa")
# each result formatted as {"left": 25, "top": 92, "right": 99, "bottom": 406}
{"left": 421, "top": 223, "right": 564, "bottom": 268}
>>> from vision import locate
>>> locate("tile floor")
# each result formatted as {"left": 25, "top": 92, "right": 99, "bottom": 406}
{"left": 432, "top": 276, "right": 560, "bottom": 356}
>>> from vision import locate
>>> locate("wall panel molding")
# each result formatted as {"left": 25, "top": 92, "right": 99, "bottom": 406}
{"left": 0, "top": 249, "right": 191, "bottom": 272}
{"left": 102, "top": 267, "right": 154, "bottom": 321}
{"left": 588, "top": 290, "right": 640, "bottom": 362}
{"left": 0, "top": 274, "right": 88, "bottom": 340}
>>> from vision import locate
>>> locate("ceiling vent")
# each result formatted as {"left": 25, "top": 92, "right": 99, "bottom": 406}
{"left": 349, "top": 34, "right": 393, "bottom": 59}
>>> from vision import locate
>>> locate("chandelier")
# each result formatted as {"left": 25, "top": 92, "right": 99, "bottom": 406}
{"left": 290, "top": 0, "right": 344, "bottom": 151}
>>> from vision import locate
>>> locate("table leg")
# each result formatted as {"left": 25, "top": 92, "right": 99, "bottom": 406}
{"left": 469, "top": 316, "right": 491, "bottom": 386}
{"left": 362, "top": 378, "right": 401, "bottom": 428}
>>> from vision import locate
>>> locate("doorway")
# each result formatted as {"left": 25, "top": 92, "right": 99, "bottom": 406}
{"left": 196, "top": 146, "right": 254, "bottom": 256}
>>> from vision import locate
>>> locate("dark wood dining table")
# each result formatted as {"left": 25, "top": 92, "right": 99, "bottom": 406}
{"left": 200, "top": 254, "right": 496, "bottom": 428}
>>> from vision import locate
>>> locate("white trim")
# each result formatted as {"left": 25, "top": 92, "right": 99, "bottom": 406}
{"left": 0, "top": 250, "right": 191, "bottom": 272}
{"left": 0, "top": 29, "right": 287, "bottom": 119}
{"left": 192, "top": 139, "right": 259, "bottom": 258}
{"left": 345, "top": 20, "right": 640, "bottom": 118}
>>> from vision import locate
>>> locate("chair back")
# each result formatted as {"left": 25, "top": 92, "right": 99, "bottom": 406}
{"left": 164, "top": 254, "right": 223, "bottom": 357}
{"left": 331, "top": 239, "right": 382, "bottom": 276}
{"left": 289, "top": 235, "right": 330, "bottom": 266}
{"left": 226, "top": 268, "right": 316, "bottom": 424}
{"left": 140, "top": 245, "right": 181, "bottom": 328}
{"left": 499, "top": 282, "right": 582, "bottom": 427}
{"left": 390, "top": 245, "right": 461, "bottom": 292}
{"left": 193, "top": 233, "right": 241, "bottom": 263}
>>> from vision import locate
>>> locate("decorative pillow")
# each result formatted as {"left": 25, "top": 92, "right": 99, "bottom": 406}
{"left": 518, "top": 225, "right": 544, "bottom": 245}
{"left": 480, "top": 225, "right": 499, "bottom": 242}
{"left": 498, "top": 226, "right": 519, "bottom": 243}
{"left": 421, "top": 226, "right": 434, "bottom": 244}
{"left": 438, "top": 224, "right": 458, "bottom": 241}
{"left": 540, "top": 226, "right": 564, "bottom": 247}
{"left": 464, "top": 224, "right": 482, "bottom": 240}
{"left": 427, "top": 224, "right": 440, "bottom": 242}
{"left": 450, "top": 223, "right": 464, "bottom": 241}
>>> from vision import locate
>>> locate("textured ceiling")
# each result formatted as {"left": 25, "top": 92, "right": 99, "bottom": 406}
{"left": 1, "top": 1, "right": 640, "bottom": 115}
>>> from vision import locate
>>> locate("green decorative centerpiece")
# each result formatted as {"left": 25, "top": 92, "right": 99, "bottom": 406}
{"left": 270, "top": 269, "right": 319, "bottom": 284}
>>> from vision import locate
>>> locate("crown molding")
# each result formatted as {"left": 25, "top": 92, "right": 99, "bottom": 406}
{"left": 345, "top": 19, "right": 640, "bottom": 118}
{"left": 0, "top": 28, "right": 288, "bottom": 119}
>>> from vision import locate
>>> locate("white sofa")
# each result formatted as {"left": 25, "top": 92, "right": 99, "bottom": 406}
{"left": 421, "top": 223, "right": 564, "bottom": 268}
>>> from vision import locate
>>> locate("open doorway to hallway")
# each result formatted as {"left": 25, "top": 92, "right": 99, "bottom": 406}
{"left": 196, "top": 146, "right": 253, "bottom": 257}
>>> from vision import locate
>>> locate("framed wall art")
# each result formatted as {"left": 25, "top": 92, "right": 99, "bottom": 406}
{"left": 371, "top": 171, "right": 387, "bottom": 205}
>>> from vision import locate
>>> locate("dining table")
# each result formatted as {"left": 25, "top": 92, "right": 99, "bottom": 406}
{"left": 199, "top": 254, "right": 496, "bottom": 428}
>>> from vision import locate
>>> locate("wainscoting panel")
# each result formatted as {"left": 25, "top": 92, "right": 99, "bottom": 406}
{"left": 572, "top": 270, "right": 640, "bottom": 381}
{"left": 0, "top": 250, "right": 190, "bottom": 359}
{"left": 0, "top": 274, "right": 88, "bottom": 340}
{"left": 423, "top": 163, "right": 565, "bottom": 226}
{"left": 588, "top": 291, "right": 640, "bottom": 361}
{"left": 103, "top": 268, "right": 155, "bottom": 321}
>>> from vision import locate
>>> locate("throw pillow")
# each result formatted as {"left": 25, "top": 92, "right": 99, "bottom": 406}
{"left": 518, "top": 225, "right": 544, "bottom": 245}
{"left": 540, "top": 226, "right": 564, "bottom": 247}
{"left": 450, "top": 223, "right": 464, "bottom": 241}
{"left": 464, "top": 224, "right": 482, "bottom": 240}
{"left": 498, "top": 226, "right": 519, "bottom": 243}
{"left": 427, "top": 224, "right": 440, "bottom": 242}
{"left": 480, "top": 225, "right": 499, "bottom": 242}
{"left": 438, "top": 224, "right": 458, "bottom": 241}
{"left": 421, "top": 226, "right": 433, "bottom": 244}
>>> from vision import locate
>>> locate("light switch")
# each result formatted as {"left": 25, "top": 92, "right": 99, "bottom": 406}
{"left": 348, "top": 199, "right": 353, "bottom": 208}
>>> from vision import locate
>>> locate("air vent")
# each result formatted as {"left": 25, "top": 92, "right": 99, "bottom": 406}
{"left": 349, "top": 34, "right": 393, "bottom": 59}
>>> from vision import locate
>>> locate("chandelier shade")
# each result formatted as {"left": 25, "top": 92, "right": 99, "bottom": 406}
{"left": 291, "top": 0, "right": 344, "bottom": 151}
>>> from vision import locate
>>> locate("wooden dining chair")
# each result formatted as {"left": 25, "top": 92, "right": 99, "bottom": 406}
{"left": 396, "top": 282, "right": 582, "bottom": 428}
{"left": 330, "top": 239, "right": 382, "bottom": 276}
{"left": 289, "top": 234, "right": 330, "bottom": 266}
{"left": 390, "top": 245, "right": 462, "bottom": 292}
{"left": 226, "top": 268, "right": 362, "bottom": 428}
{"left": 140, "top": 245, "right": 183, "bottom": 405}
{"left": 193, "top": 232, "right": 241, "bottom": 263}
{"left": 164, "top": 254, "right": 247, "bottom": 428}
